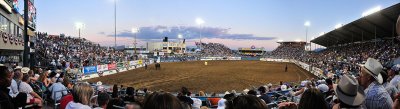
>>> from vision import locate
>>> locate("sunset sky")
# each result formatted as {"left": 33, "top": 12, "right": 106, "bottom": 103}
{"left": 32, "top": 0, "right": 399, "bottom": 50}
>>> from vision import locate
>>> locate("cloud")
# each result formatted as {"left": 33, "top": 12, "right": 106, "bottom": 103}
{"left": 101, "top": 26, "right": 275, "bottom": 41}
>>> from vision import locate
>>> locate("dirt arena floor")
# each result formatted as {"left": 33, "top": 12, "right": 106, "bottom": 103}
{"left": 87, "top": 61, "right": 315, "bottom": 93}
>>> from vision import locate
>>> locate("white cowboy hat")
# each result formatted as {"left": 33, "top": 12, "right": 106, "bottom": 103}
{"left": 359, "top": 58, "right": 384, "bottom": 84}
{"left": 334, "top": 75, "right": 365, "bottom": 106}
{"left": 21, "top": 67, "right": 30, "bottom": 74}
{"left": 14, "top": 66, "right": 22, "bottom": 70}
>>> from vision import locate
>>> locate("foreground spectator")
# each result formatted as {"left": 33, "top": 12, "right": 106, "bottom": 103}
{"left": 226, "top": 95, "right": 268, "bottom": 109}
{"left": 0, "top": 65, "right": 16, "bottom": 108}
{"left": 48, "top": 77, "right": 68, "bottom": 101}
{"left": 333, "top": 75, "right": 365, "bottom": 109}
{"left": 66, "top": 82, "right": 94, "bottom": 109}
{"left": 297, "top": 88, "right": 327, "bottom": 109}
{"left": 359, "top": 58, "right": 393, "bottom": 109}
{"left": 258, "top": 86, "right": 272, "bottom": 104}
{"left": 94, "top": 92, "right": 110, "bottom": 109}
{"left": 143, "top": 92, "right": 185, "bottom": 109}
{"left": 177, "top": 87, "right": 194, "bottom": 105}
{"left": 19, "top": 72, "right": 43, "bottom": 107}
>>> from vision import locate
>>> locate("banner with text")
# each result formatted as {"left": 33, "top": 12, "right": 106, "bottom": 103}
{"left": 108, "top": 63, "right": 117, "bottom": 70}
{"left": 83, "top": 66, "right": 97, "bottom": 75}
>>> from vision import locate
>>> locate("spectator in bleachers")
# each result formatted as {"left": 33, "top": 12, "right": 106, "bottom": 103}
{"left": 143, "top": 92, "right": 185, "bottom": 109}
{"left": 60, "top": 93, "right": 73, "bottom": 109}
{"left": 38, "top": 70, "right": 51, "bottom": 87}
{"left": 258, "top": 86, "right": 272, "bottom": 104}
{"left": 19, "top": 72, "right": 43, "bottom": 107}
{"left": 0, "top": 65, "right": 16, "bottom": 109}
{"left": 197, "top": 42, "right": 236, "bottom": 57}
{"left": 247, "top": 90, "right": 257, "bottom": 96}
{"left": 226, "top": 95, "right": 268, "bottom": 109}
{"left": 9, "top": 70, "right": 19, "bottom": 98}
{"left": 66, "top": 82, "right": 94, "bottom": 109}
{"left": 359, "top": 58, "right": 393, "bottom": 109}
{"left": 297, "top": 88, "right": 327, "bottom": 109}
{"left": 94, "top": 92, "right": 110, "bottom": 109}
{"left": 389, "top": 64, "right": 400, "bottom": 89}
{"left": 112, "top": 84, "right": 118, "bottom": 98}
{"left": 123, "top": 87, "right": 136, "bottom": 103}
{"left": 332, "top": 75, "right": 365, "bottom": 109}
{"left": 382, "top": 67, "right": 398, "bottom": 100}
{"left": 106, "top": 98, "right": 125, "bottom": 109}
{"left": 48, "top": 75, "right": 68, "bottom": 101}
{"left": 177, "top": 87, "right": 194, "bottom": 106}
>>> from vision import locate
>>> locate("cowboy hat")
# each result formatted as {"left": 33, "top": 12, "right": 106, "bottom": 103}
{"left": 21, "top": 67, "right": 30, "bottom": 74}
{"left": 334, "top": 75, "right": 365, "bottom": 106}
{"left": 359, "top": 58, "right": 384, "bottom": 84}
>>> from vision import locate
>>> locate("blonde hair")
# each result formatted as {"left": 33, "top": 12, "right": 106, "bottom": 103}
{"left": 72, "top": 83, "right": 94, "bottom": 105}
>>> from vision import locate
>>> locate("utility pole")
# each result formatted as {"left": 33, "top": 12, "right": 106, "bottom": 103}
{"left": 23, "top": 0, "right": 29, "bottom": 67}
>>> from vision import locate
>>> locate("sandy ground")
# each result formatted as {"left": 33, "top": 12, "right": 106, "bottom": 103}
{"left": 87, "top": 61, "right": 315, "bottom": 93}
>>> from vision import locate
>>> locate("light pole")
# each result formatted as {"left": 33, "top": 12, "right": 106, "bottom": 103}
{"left": 75, "top": 22, "right": 85, "bottom": 39}
{"left": 304, "top": 21, "right": 310, "bottom": 51}
{"left": 114, "top": 0, "right": 117, "bottom": 48}
{"left": 196, "top": 18, "right": 205, "bottom": 54}
{"left": 178, "top": 34, "right": 183, "bottom": 53}
{"left": 132, "top": 28, "right": 139, "bottom": 58}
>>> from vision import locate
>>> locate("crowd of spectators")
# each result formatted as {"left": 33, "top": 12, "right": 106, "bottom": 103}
{"left": 268, "top": 39, "right": 400, "bottom": 79}
{"left": 197, "top": 42, "right": 236, "bottom": 57}
{"left": 268, "top": 42, "right": 305, "bottom": 59}
{"left": 34, "top": 32, "right": 131, "bottom": 69}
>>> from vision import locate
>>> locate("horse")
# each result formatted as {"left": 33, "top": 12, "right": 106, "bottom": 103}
{"left": 155, "top": 63, "right": 161, "bottom": 70}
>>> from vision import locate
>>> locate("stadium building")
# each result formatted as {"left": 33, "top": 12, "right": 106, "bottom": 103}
{"left": 147, "top": 37, "right": 186, "bottom": 54}
{"left": 238, "top": 45, "right": 265, "bottom": 56}
{"left": 0, "top": 0, "right": 35, "bottom": 65}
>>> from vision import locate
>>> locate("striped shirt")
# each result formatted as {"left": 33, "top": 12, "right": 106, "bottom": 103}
{"left": 363, "top": 81, "right": 393, "bottom": 109}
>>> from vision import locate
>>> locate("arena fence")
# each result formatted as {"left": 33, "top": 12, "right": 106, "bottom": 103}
{"left": 79, "top": 58, "right": 154, "bottom": 80}
{"left": 260, "top": 58, "right": 327, "bottom": 79}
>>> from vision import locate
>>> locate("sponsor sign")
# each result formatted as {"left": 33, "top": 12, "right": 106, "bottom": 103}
{"left": 83, "top": 66, "right": 97, "bottom": 75}
{"left": 108, "top": 63, "right": 117, "bottom": 70}
{"left": 97, "top": 64, "right": 108, "bottom": 72}
{"left": 117, "top": 62, "right": 124, "bottom": 69}
{"left": 138, "top": 60, "right": 143, "bottom": 64}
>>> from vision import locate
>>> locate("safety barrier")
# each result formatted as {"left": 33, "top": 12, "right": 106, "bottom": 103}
{"left": 260, "top": 58, "right": 326, "bottom": 78}
{"left": 80, "top": 58, "right": 154, "bottom": 80}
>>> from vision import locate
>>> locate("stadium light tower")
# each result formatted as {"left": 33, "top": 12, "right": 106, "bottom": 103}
{"left": 196, "top": 18, "right": 205, "bottom": 56}
{"left": 75, "top": 22, "right": 85, "bottom": 39}
{"left": 114, "top": 0, "right": 117, "bottom": 48}
{"left": 132, "top": 28, "right": 139, "bottom": 57}
{"left": 304, "top": 21, "right": 310, "bottom": 51}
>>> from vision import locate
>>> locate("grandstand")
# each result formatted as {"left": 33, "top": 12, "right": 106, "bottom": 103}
{"left": 2, "top": 1, "right": 400, "bottom": 109}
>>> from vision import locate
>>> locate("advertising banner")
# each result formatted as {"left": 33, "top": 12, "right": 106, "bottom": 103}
{"left": 83, "top": 66, "right": 97, "bottom": 75}
{"left": 117, "top": 62, "right": 124, "bottom": 69}
{"left": 97, "top": 64, "right": 108, "bottom": 72}
{"left": 108, "top": 63, "right": 117, "bottom": 70}
{"left": 138, "top": 60, "right": 143, "bottom": 64}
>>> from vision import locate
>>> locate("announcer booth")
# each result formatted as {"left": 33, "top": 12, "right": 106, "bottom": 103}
{"left": 238, "top": 45, "right": 265, "bottom": 56}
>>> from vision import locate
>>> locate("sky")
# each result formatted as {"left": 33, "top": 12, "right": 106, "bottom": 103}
{"left": 32, "top": 0, "right": 399, "bottom": 50}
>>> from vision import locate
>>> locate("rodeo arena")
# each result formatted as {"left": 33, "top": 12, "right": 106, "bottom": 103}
{"left": 1, "top": 1, "right": 400, "bottom": 109}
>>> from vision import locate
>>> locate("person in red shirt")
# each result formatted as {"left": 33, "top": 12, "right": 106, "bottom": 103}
{"left": 60, "top": 94, "right": 73, "bottom": 109}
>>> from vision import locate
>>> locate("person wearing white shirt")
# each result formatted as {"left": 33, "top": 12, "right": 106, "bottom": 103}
{"left": 19, "top": 74, "right": 43, "bottom": 107}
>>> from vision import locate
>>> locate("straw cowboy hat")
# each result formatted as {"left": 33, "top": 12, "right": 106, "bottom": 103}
{"left": 359, "top": 58, "right": 384, "bottom": 84}
{"left": 21, "top": 67, "right": 30, "bottom": 74}
{"left": 334, "top": 75, "right": 365, "bottom": 106}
